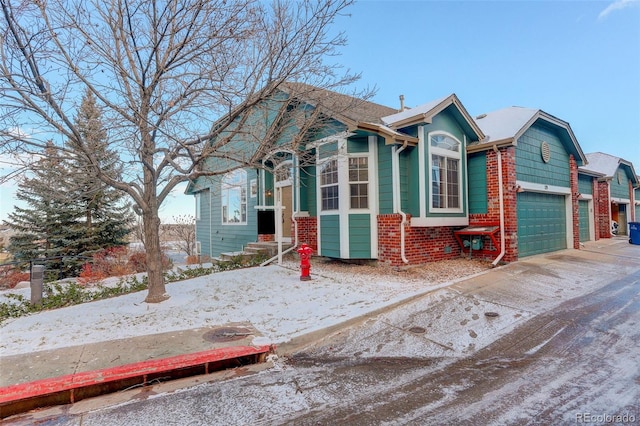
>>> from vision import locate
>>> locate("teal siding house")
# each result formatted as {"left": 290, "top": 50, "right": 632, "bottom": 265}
{"left": 188, "top": 83, "right": 640, "bottom": 265}
{"left": 579, "top": 152, "right": 639, "bottom": 238}
{"left": 468, "top": 107, "right": 587, "bottom": 260}
{"left": 186, "top": 84, "right": 486, "bottom": 265}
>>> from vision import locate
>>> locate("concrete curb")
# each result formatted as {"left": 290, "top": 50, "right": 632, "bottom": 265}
{"left": 0, "top": 344, "right": 274, "bottom": 419}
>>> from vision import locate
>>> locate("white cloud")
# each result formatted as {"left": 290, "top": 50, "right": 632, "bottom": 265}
{"left": 598, "top": 0, "right": 639, "bottom": 20}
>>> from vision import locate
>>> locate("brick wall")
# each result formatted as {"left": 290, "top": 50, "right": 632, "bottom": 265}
{"left": 258, "top": 234, "right": 275, "bottom": 242}
{"left": 294, "top": 216, "right": 318, "bottom": 253}
{"left": 570, "top": 155, "right": 580, "bottom": 249}
{"left": 591, "top": 176, "right": 600, "bottom": 241}
{"left": 595, "top": 180, "right": 611, "bottom": 239}
{"left": 469, "top": 146, "right": 518, "bottom": 262}
{"left": 377, "top": 214, "right": 461, "bottom": 266}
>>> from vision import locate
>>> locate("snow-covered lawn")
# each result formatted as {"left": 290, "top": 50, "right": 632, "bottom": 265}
{"left": 0, "top": 258, "right": 490, "bottom": 357}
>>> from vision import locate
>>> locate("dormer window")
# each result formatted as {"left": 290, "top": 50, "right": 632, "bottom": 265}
{"left": 429, "top": 133, "right": 462, "bottom": 211}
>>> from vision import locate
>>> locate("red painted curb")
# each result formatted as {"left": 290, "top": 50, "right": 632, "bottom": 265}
{"left": 0, "top": 344, "right": 274, "bottom": 417}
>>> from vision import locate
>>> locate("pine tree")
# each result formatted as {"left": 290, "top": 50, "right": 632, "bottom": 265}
{"left": 5, "top": 143, "right": 87, "bottom": 277}
{"left": 67, "top": 90, "right": 133, "bottom": 254}
{"left": 4, "top": 92, "right": 133, "bottom": 278}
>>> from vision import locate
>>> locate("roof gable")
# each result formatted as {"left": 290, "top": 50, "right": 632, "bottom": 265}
{"left": 381, "top": 94, "right": 485, "bottom": 142}
{"left": 471, "top": 106, "right": 586, "bottom": 165}
{"left": 580, "top": 152, "right": 639, "bottom": 185}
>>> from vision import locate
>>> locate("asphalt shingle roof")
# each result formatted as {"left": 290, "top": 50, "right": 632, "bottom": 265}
{"left": 281, "top": 82, "right": 398, "bottom": 125}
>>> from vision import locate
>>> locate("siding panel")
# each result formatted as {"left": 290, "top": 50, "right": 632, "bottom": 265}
{"left": 516, "top": 123, "right": 570, "bottom": 187}
{"left": 348, "top": 214, "right": 371, "bottom": 258}
{"left": 320, "top": 215, "right": 340, "bottom": 257}
{"left": 578, "top": 174, "right": 593, "bottom": 195}
{"left": 468, "top": 152, "right": 488, "bottom": 214}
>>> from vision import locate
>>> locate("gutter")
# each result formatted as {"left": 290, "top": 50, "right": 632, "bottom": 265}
{"left": 393, "top": 141, "right": 410, "bottom": 264}
{"left": 492, "top": 145, "right": 506, "bottom": 267}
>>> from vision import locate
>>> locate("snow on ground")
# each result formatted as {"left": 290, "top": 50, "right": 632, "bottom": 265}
{"left": 0, "top": 258, "right": 490, "bottom": 357}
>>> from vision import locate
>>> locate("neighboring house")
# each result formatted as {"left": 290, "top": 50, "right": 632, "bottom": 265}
{"left": 578, "top": 152, "right": 639, "bottom": 237}
{"left": 468, "top": 107, "right": 587, "bottom": 260}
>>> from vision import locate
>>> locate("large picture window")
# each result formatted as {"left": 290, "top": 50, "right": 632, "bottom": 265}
{"left": 430, "top": 133, "right": 461, "bottom": 210}
{"left": 320, "top": 159, "right": 339, "bottom": 211}
{"left": 349, "top": 157, "right": 368, "bottom": 209}
{"left": 222, "top": 169, "right": 247, "bottom": 224}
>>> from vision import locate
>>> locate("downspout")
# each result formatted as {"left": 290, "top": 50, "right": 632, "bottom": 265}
{"left": 393, "top": 141, "right": 410, "bottom": 264}
{"left": 492, "top": 145, "right": 506, "bottom": 267}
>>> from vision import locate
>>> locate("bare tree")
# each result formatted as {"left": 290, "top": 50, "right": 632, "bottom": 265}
{"left": 0, "top": 0, "right": 368, "bottom": 302}
{"left": 170, "top": 214, "right": 195, "bottom": 257}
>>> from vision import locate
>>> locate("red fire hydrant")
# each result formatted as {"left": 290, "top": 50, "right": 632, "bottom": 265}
{"left": 297, "top": 243, "right": 313, "bottom": 281}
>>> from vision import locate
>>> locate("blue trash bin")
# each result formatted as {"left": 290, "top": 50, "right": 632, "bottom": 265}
{"left": 630, "top": 222, "right": 640, "bottom": 245}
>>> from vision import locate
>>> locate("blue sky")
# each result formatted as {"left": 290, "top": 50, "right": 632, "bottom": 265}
{"left": 1, "top": 0, "right": 639, "bottom": 223}
{"left": 333, "top": 0, "right": 639, "bottom": 163}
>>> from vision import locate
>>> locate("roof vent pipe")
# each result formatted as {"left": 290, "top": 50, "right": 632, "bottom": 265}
{"left": 399, "top": 95, "right": 405, "bottom": 111}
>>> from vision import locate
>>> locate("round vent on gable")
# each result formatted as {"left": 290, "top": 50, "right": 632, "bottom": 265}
{"left": 540, "top": 141, "right": 551, "bottom": 163}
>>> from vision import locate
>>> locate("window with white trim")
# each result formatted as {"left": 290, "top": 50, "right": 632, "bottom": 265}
{"left": 320, "top": 158, "right": 339, "bottom": 211}
{"left": 194, "top": 193, "right": 201, "bottom": 220}
{"left": 430, "top": 133, "right": 461, "bottom": 210}
{"left": 221, "top": 169, "right": 247, "bottom": 224}
{"left": 349, "top": 156, "right": 368, "bottom": 209}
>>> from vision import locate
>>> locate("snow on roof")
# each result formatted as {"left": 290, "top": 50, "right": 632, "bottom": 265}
{"left": 381, "top": 94, "right": 452, "bottom": 126}
{"left": 580, "top": 152, "right": 631, "bottom": 177}
{"left": 473, "top": 106, "right": 539, "bottom": 144}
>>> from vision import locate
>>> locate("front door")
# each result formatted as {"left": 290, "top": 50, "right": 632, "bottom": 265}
{"left": 279, "top": 185, "right": 292, "bottom": 240}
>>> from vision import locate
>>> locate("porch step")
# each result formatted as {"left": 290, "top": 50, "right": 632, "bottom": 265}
{"left": 219, "top": 251, "right": 255, "bottom": 262}
{"left": 245, "top": 242, "right": 293, "bottom": 258}
{"left": 218, "top": 243, "right": 294, "bottom": 264}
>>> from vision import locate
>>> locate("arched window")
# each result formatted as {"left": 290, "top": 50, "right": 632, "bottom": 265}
{"left": 221, "top": 169, "right": 247, "bottom": 224}
{"left": 429, "top": 133, "right": 462, "bottom": 211}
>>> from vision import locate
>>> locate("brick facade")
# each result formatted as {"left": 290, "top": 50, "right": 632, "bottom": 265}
{"left": 569, "top": 155, "right": 581, "bottom": 249}
{"left": 294, "top": 216, "right": 318, "bottom": 253}
{"left": 595, "top": 180, "right": 611, "bottom": 239}
{"left": 469, "top": 146, "right": 518, "bottom": 262}
{"left": 257, "top": 234, "right": 275, "bottom": 242}
{"left": 590, "top": 176, "right": 600, "bottom": 241}
{"left": 286, "top": 147, "right": 589, "bottom": 266}
{"left": 377, "top": 214, "right": 461, "bottom": 267}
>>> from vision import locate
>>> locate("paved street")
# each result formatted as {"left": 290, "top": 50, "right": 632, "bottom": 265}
{"left": 6, "top": 239, "right": 639, "bottom": 425}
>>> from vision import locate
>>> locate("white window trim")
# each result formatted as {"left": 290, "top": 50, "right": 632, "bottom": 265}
{"left": 347, "top": 154, "right": 371, "bottom": 212}
{"left": 221, "top": 169, "right": 248, "bottom": 225}
{"left": 428, "top": 131, "right": 464, "bottom": 214}
{"left": 319, "top": 156, "right": 340, "bottom": 214}
{"left": 195, "top": 193, "right": 201, "bottom": 220}
{"left": 274, "top": 160, "right": 293, "bottom": 188}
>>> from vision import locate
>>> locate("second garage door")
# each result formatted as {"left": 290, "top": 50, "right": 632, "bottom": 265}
{"left": 578, "top": 200, "right": 590, "bottom": 242}
{"left": 517, "top": 192, "right": 567, "bottom": 257}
